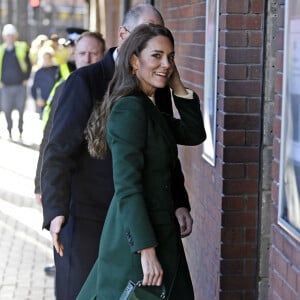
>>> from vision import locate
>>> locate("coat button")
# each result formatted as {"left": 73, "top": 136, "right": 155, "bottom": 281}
{"left": 125, "top": 231, "right": 134, "bottom": 246}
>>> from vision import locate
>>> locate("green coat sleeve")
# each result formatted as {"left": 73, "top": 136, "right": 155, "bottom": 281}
{"left": 167, "top": 93, "right": 206, "bottom": 145}
{"left": 107, "top": 96, "right": 158, "bottom": 253}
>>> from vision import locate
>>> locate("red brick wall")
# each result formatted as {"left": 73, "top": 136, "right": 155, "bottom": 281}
{"left": 218, "top": 1, "right": 264, "bottom": 299}
{"left": 269, "top": 1, "right": 300, "bottom": 299}
{"left": 156, "top": 0, "right": 264, "bottom": 299}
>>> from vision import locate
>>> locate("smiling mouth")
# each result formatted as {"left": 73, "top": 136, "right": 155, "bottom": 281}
{"left": 155, "top": 72, "right": 168, "bottom": 77}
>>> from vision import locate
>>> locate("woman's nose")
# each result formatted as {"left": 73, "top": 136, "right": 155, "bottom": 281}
{"left": 161, "top": 56, "right": 171, "bottom": 68}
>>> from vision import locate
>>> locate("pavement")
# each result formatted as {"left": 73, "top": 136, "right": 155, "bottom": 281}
{"left": 0, "top": 100, "right": 55, "bottom": 299}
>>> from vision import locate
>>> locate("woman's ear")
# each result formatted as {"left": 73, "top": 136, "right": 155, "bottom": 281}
{"left": 130, "top": 54, "right": 139, "bottom": 74}
{"left": 119, "top": 26, "right": 129, "bottom": 44}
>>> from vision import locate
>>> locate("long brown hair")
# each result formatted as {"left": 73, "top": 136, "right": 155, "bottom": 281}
{"left": 85, "top": 23, "right": 174, "bottom": 159}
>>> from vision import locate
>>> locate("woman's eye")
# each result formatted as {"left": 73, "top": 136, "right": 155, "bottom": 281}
{"left": 169, "top": 55, "right": 175, "bottom": 62}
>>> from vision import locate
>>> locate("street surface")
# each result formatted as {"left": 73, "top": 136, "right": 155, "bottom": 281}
{"left": 0, "top": 100, "right": 55, "bottom": 300}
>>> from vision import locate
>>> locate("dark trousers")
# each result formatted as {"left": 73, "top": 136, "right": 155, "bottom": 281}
{"left": 1, "top": 84, "right": 26, "bottom": 133}
{"left": 54, "top": 215, "right": 103, "bottom": 300}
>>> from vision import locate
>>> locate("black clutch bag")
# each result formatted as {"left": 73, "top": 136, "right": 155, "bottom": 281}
{"left": 119, "top": 280, "right": 166, "bottom": 300}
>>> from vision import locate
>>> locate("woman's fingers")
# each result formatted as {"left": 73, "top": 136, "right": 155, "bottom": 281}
{"left": 140, "top": 247, "right": 163, "bottom": 286}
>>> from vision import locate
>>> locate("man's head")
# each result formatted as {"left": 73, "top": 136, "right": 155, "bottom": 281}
{"left": 74, "top": 31, "right": 106, "bottom": 68}
{"left": 118, "top": 4, "right": 164, "bottom": 46}
{"left": 2, "top": 24, "right": 18, "bottom": 46}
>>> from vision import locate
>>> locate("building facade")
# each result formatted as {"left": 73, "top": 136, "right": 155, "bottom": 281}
{"left": 0, "top": 0, "right": 88, "bottom": 43}
{"left": 86, "top": 1, "right": 300, "bottom": 299}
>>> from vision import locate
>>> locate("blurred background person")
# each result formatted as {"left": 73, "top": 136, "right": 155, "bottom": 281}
{"left": 48, "top": 33, "right": 70, "bottom": 66}
{"left": 0, "top": 24, "right": 31, "bottom": 139}
{"left": 41, "top": 27, "right": 88, "bottom": 132}
{"left": 29, "top": 34, "right": 49, "bottom": 72}
{"left": 31, "top": 46, "right": 58, "bottom": 118}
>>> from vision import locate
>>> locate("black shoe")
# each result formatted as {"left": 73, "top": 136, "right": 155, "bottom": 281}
{"left": 44, "top": 265, "right": 56, "bottom": 276}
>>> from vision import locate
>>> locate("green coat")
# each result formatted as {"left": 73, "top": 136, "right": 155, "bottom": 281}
{"left": 77, "top": 92, "right": 206, "bottom": 300}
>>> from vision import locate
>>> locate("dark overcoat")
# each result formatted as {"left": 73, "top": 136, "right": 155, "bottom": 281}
{"left": 77, "top": 93, "right": 206, "bottom": 300}
{"left": 41, "top": 48, "right": 191, "bottom": 299}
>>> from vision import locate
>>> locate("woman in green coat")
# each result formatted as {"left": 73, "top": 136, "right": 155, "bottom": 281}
{"left": 77, "top": 24, "right": 206, "bottom": 299}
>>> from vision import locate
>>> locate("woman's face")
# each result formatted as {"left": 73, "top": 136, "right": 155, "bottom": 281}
{"left": 131, "top": 35, "right": 174, "bottom": 97}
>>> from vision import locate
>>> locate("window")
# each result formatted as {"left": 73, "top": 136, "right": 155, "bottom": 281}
{"left": 278, "top": 0, "right": 300, "bottom": 240}
{"left": 202, "top": 0, "right": 219, "bottom": 166}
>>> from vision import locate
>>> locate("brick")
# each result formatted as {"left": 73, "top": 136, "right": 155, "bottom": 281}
{"left": 276, "top": 51, "right": 284, "bottom": 72}
{"left": 224, "top": 31, "right": 248, "bottom": 47}
{"left": 223, "top": 178, "right": 258, "bottom": 194}
{"left": 287, "top": 267, "right": 297, "bottom": 292}
{"left": 246, "top": 131, "right": 260, "bottom": 146}
{"left": 276, "top": 28, "right": 284, "bottom": 51}
{"left": 224, "top": 65, "right": 248, "bottom": 80}
{"left": 222, "top": 162, "right": 246, "bottom": 178}
{"left": 221, "top": 244, "right": 257, "bottom": 258}
{"left": 221, "top": 228, "right": 245, "bottom": 243}
{"left": 246, "top": 197, "right": 257, "bottom": 210}
{"left": 248, "top": 65, "right": 262, "bottom": 79}
{"left": 220, "top": 275, "right": 256, "bottom": 289}
{"left": 223, "top": 114, "right": 260, "bottom": 130}
{"left": 247, "top": 164, "right": 259, "bottom": 178}
{"left": 220, "top": 0, "right": 249, "bottom": 13}
{"left": 245, "top": 15, "right": 263, "bottom": 30}
{"left": 222, "top": 15, "right": 262, "bottom": 30}
{"left": 225, "top": 48, "right": 262, "bottom": 64}
{"left": 222, "top": 211, "right": 257, "bottom": 226}
{"left": 272, "top": 138, "right": 281, "bottom": 161}
{"left": 223, "top": 147, "right": 259, "bottom": 163}
{"left": 220, "top": 97, "right": 247, "bottom": 113}
{"left": 222, "top": 196, "right": 246, "bottom": 211}
{"left": 221, "top": 260, "right": 243, "bottom": 274}
{"left": 278, "top": 3, "right": 285, "bottom": 27}
{"left": 274, "top": 94, "right": 282, "bottom": 115}
{"left": 219, "top": 291, "right": 244, "bottom": 300}
{"left": 246, "top": 228, "right": 257, "bottom": 242}
{"left": 247, "top": 98, "right": 261, "bottom": 113}
{"left": 249, "top": 31, "right": 262, "bottom": 47}
{"left": 273, "top": 117, "right": 282, "bottom": 138}
{"left": 222, "top": 130, "right": 246, "bottom": 146}
{"left": 224, "top": 81, "right": 262, "bottom": 97}
{"left": 245, "top": 259, "right": 256, "bottom": 274}
{"left": 251, "top": 0, "right": 264, "bottom": 13}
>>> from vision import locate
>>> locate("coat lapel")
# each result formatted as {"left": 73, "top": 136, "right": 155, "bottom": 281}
{"left": 142, "top": 94, "right": 178, "bottom": 164}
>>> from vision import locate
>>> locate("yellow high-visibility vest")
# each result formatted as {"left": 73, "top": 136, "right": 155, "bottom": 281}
{"left": 0, "top": 41, "right": 29, "bottom": 80}
{"left": 41, "top": 62, "right": 73, "bottom": 129}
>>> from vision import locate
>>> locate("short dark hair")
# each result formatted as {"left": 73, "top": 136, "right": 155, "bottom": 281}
{"left": 122, "top": 4, "right": 164, "bottom": 32}
{"left": 76, "top": 31, "right": 106, "bottom": 52}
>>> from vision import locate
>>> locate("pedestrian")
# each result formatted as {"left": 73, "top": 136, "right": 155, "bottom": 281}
{"left": 35, "top": 31, "right": 106, "bottom": 279}
{"left": 41, "top": 4, "right": 191, "bottom": 300}
{"left": 77, "top": 23, "right": 206, "bottom": 300}
{"left": 29, "top": 34, "right": 49, "bottom": 72}
{"left": 0, "top": 24, "right": 31, "bottom": 139}
{"left": 31, "top": 46, "right": 58, "bottom": 118}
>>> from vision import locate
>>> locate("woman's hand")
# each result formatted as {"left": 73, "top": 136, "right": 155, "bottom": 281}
{"left": 140, "top": 247, "right": 163, "bottom": 286}
{"left": 168, "top": 64, "right": 188, "bottom": 96}
{"left": 175, "top": 207, "right": 193, "bottom": 238}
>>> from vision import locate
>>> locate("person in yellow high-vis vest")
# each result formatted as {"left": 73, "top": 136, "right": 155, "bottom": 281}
{"left": 0, "top": 24, "right": 31, "bottom": 138}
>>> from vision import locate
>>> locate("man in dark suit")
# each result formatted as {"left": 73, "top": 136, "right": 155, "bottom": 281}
{"left": 41, "top": 4, "right": 193, "bottom": 300}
